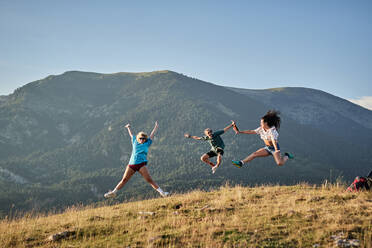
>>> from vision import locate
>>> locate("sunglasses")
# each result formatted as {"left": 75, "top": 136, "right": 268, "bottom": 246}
{"left": 139, "top": 137, "right": 147, "bottom": 140}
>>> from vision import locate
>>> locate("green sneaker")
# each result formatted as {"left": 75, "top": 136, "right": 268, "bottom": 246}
{"left": 232, "top": 160, "right": 243, "bottom": 168}
{"left": 285, "top": 152, "right": 294, "bottom": 159}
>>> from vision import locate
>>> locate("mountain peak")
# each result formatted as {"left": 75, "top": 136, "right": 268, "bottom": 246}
{"left": 61, "top": 69, "right": 177, "bottom": 77}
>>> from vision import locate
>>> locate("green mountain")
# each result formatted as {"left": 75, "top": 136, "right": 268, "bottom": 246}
{"left": 0, "top": 70, "right": 371, "bottom": 216}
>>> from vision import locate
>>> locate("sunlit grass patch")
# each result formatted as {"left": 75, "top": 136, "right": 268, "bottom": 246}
{"left": 1, "top": 184, "right": 371, "bottom": 247}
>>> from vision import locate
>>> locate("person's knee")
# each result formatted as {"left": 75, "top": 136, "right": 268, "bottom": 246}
{"left": 121, "top": 177, "right": 130, "bottom": 183}
{"left": 201, "top": 155, "right": 207, "bottom": 161}
{"left": 118, "top": 178, "right": 127, "bottom": 186}
{"left": 276, "top": 160, "right": 284, "bottom": 166}
{"left": 145, "top": 177, "right": 152, "bottom": 183}
{"left": 251, "top": 152, "right": 259, "bottom": 158}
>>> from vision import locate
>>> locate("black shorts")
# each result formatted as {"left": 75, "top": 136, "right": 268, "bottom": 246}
{"left": 206, "top": 148, "right": 224, "bottom": 158}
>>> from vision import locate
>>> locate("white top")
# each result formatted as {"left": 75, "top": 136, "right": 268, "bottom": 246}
{"left": 254, "top": 126, "right": 279, "bottom": 141}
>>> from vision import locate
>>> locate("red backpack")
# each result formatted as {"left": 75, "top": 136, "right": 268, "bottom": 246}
{"left": 346, "top": 176, "right": 369, "bottom": 192}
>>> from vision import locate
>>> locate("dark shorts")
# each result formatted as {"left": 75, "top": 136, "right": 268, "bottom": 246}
{"left": 206, "top": 148, "right": 224, "bottom": 158}
{"left": 128, "top": 162, "right": 147, "bottom": 172}
{"left": 264, "top": 143, "right": 280, "bottom": 156}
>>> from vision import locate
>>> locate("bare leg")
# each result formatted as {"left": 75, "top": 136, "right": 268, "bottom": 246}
{"left": 273, "top": 151, "right": 288, "bottom": 166}
{"left": 138, "top": 166, "right": 159, "bottom": 190}
{"left": 215, "top": 153, "right": 222, "bottom": 167}
{"left": 201, "top": 153, "right": 215, "bottom": 167}
{"left": 114, "top": 166, "right": 136, "bottom": 191}
{"left": 242, "top": 148, "right": 270, "bottom": 164}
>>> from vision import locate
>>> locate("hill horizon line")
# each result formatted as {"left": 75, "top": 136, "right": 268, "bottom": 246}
{"left": 3, "top": 69, "right": 355, "bottom": 103}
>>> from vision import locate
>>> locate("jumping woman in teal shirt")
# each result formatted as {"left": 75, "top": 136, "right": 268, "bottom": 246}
{"left": 104, "top": 121, "right": 169, "bottom": 198}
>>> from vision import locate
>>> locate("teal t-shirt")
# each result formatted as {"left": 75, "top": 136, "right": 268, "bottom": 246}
{"left": 128, "top": 136, "right": 152, "bottom": 165}
{"left": 201, "top": 130, "right": 225, "bottom": 151}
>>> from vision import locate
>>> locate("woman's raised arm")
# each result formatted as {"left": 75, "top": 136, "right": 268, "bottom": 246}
{"left": 149, "top": 121, "right": 158, "bottom": 140}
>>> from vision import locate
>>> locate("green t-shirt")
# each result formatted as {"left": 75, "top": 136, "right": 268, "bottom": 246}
{"left": 201, "top": 130, "right": 225, "bottom": 151}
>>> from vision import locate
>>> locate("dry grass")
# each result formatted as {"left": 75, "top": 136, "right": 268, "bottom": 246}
{"left": 0, "top": 184, "right": 371, "bottom": 247}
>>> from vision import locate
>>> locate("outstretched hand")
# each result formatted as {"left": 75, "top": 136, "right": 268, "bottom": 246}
{"left": 184, "top": 133, "right": 191, "bottom": 138}
{"left": 125, "top": 124, "right": 130, "bottom": 128}
{"left": 231, "top": 120, "right": 239, "bottom": 134}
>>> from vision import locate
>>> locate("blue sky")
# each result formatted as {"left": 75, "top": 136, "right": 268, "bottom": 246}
{"left": 1, "top": 1, "right": 371, "bottom": 107}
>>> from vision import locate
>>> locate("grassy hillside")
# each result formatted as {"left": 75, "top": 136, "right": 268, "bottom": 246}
{"left": 1, "top": 184, "right": 371, "bottom": 248}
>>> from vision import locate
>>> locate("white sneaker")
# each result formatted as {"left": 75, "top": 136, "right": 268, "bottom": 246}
{"left": 212, "top": 165, "right": 218, "bottom": 174}
{"left": 104, "top": 190, "right": 116, "bottom": 199}
{"left": 160, "top": 191, "right": 169, "bottom": 197}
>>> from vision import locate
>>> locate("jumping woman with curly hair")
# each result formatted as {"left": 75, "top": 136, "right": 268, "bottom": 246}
{"left": 231, "top": 110, "right": 294, "bottom": 168}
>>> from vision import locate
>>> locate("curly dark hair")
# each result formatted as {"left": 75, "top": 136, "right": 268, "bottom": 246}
{"left": 262, "top": 110, "right": 281, "bottom": 129}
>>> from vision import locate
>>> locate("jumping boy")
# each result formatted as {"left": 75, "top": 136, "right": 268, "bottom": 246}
{"left": 184, "top": 121, "right": 235, "bottom": 174}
